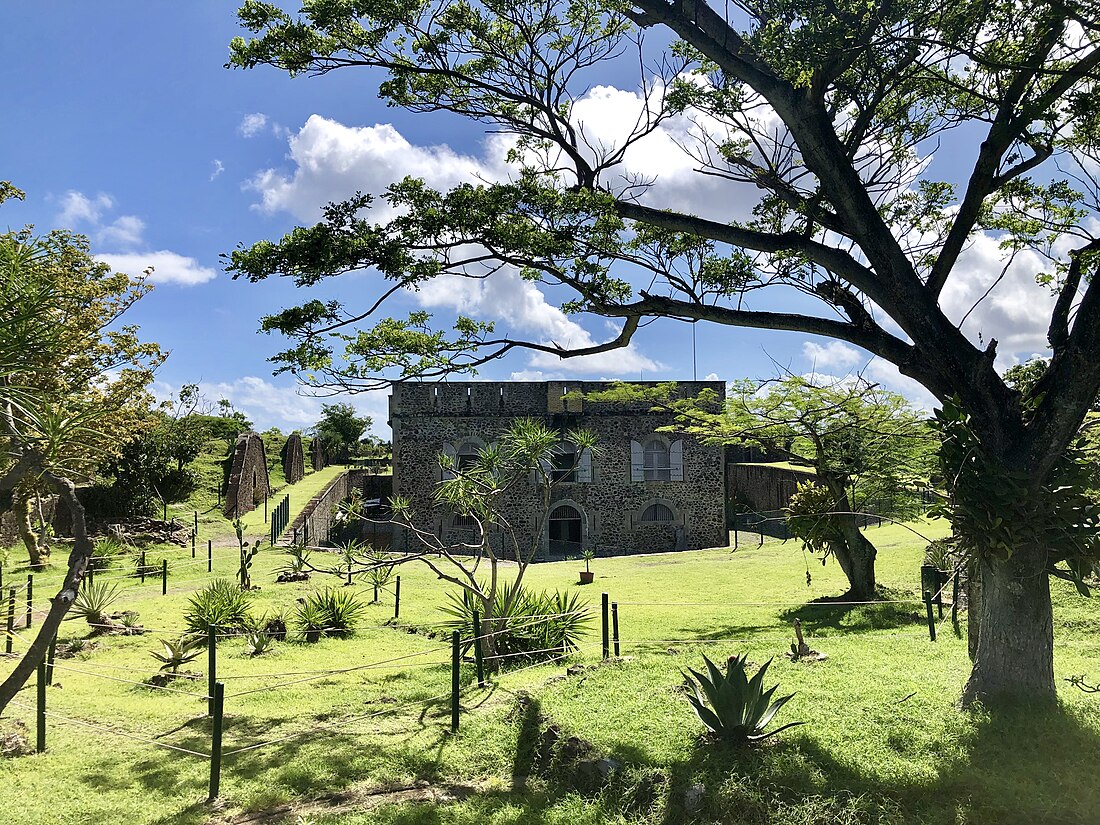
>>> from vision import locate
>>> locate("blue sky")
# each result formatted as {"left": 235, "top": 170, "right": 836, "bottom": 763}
{"left": 3, "top": 4, "right": 1057, "bottom": 437}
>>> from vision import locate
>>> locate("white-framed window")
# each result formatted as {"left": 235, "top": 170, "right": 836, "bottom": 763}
{"left": 548, "top": 441, "right": 593, "bottom": 483}
{"left": 630, "top": 437, "right": 684, "bottom": 482}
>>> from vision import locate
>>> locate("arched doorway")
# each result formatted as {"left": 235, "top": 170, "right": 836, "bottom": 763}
{"left": 548, "top": 503, "right": 584, "bottom": 556}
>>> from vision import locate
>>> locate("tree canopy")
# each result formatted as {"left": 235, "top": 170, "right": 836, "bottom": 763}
{"left": 312, "top": 402, "right": 372, "bottom": 456}
{"left": 227, "top": 1, "right": 1100, "bottom": 704}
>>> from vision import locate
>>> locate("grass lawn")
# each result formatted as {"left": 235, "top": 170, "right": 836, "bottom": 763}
{"left": 1, "top": 520, "right": 1098, "bottom": 825}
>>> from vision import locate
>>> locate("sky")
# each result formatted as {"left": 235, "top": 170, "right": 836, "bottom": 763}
{"left": 2, "top": 4, "right": 1060, "bottom": 438}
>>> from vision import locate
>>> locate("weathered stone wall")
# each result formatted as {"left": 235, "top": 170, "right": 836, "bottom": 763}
{"left": 289, "top": 470, "right": 394, "bottom": 548}
{"left": 389, "top": 381, "right": 728, "bottom": 558}
{"left": 726, "top": 463, "right": 816, "bottom": 513}
{"left": 289, "top": 472, "right": 348, "bottom": 546}
{"left": 310, "top": 438, "right": 327, "bottom": 472}
{"left": 282, "top": 433, "right": 305, "bottom": 485}
{"left": 224, "top": 432, "right": 271, "bottom": 519}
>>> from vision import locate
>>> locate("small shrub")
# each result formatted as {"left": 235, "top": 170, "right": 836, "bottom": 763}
{"left": 90, "top": 537, "right": 124, "bottom": 572}
{"left": 66, "top": 580, "right": 121, "bottom": 632}
{"left": 364, "top": 547, "right": 394, "bottom": 600}
{"left": 440, "top": 582, "right": 592, "bottom": 663}
{"left": 293, "top": 588, "right": 367, "bottom": 641}
{"left": 683, "top": 654, "right": 804, "bottom": 744}
{"left": 117, "top": 611, "right": 144, "bottom": 635}
{"left": 151, "top": 636, "right": 202, "bottom": 675}
{"left": 260, "top": 610, "right": 288, "bottom": 641}
{"left": 244, "top": 631, "right": 275, "bottom": 656}
{"left": 293, "top": 601, "right": 327, "bottom": 643}
{"left": 185, "top": 579, "right": 255, "bottom": 637}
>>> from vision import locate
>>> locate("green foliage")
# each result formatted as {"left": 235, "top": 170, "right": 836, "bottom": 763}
{"left": 89, "top": 537, "right": 124, "bottom": 572}
{"left": 364, "top": 546, "right": 395, "bottom": 598}
{"left": 682, "top": 654, "right": 804, "bottom": 744}
{"left": 440, "top": 582, "right": 592, "bottom": 661}
{"left": 312, "top": 402, "right": 371, "bottom": 457}
{"left": 150, "top": 636, "right": 202, "bottom": 674}
{"left": 933, "top": 397, "right": 1100, "bottom": 595}
{"left": 67, "top": 580, "right": 121, "bottom": 630}
{"left": 243, "top": 630, "right": 275, "bottom": 656}
{"left": 278, "top": 542, "right": 313, "bottom": 575}
{"left": 785, "top": 482, "right": 844, "bottom": 559}
{"left": 185, "top": 579, "right": 255, "bottom": 636}
{"left": 293, "top": 587, "right": 367, "bottom": 641}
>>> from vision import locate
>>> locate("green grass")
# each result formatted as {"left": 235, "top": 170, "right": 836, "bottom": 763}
{"left": 1, "top": 521, "right": 1098, "bottom": 824}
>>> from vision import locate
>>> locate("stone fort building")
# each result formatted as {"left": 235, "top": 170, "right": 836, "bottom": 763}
{"left": 388, "top": 380, "right": 728, "bottom": 557}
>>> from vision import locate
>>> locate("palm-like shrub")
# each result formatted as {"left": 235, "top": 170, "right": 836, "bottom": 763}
{"left": 683, "top": 654, "right": 804, "bottom": 744}
{"left": 440, "top": 583, "right": 592, "bottom": 663}
{"left": 90, "top": 537, "right": 124, "bottom": 571}
{"left": 293, "top": 587, "right": 367, "bottom": 641}
{"left": 185, "top": 579, "right": 255, "bottom": 636}
{"left": 67, "top": 580, "right": 121, "bottom": 631}
{"left": 151, "top": 636, "right": 202, "bottom": 674}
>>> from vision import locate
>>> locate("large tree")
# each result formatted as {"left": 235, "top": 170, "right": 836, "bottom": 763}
{"left": 227, "top": 1, "right": 1100, "bottom": 705}
{"left": 0, "top": 188, "right": 162, "bottom": 712}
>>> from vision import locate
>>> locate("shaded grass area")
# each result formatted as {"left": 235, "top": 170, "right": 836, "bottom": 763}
{"left": 0, "top": 520, "right": 1098, "bottom": 824}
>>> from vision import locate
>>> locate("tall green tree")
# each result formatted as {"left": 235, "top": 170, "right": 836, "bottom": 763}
{"left": 0, "top": 187, "right": 162, "bottom": 712}
{"left": 715, "top": 377, "right": 932, "bottom": 599}
{"left": 227, "top": 2, "right": 1100, "bottom": 705}
{"left": 312, "top": 402, "right": 371, "bottom": 458}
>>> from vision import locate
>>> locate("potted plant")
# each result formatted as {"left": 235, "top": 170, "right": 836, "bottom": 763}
{"left": 579, "top": 547, "right": 595, "bottom": 584}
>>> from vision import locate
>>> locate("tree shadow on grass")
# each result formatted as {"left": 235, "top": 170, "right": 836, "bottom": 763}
{"left": 778, "top": 586, "right": 923, "bottom": 633}
{"left": 642, "top": 701, "right": 1100, "bottom": 824}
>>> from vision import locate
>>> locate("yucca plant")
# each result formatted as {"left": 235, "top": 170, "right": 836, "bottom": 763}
{"left": 293, "top": 600, "right": 327, "bottom": 643}
{"left": 90, "top": 536, "right": 124, "bottom": 572}
{"left": 66, "top": 579, "right": 121, "bottom": 632}
{"left": 185, "top": 579, "right": 255, "bottom": 637}
{"left": 682, "top": 654, "right": 804, "bottom": 744}
{"left": 151, "top": 636, "right": 202, "bottom": 675}
{"left": 294, "top": 587, "right": 367, "bottom": 640}
{"left": 440, "top": 582, "right": 591, "bottom": 666}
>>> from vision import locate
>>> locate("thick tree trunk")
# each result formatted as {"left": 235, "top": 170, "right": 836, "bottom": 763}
{"left": 961, "top": 548, "right": 1055, "bottom": 707}
{"left": 831, "top": 516, "right": 877, "bottom": 600}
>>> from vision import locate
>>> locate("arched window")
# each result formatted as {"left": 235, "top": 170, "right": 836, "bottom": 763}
{"left": 641, "top": 503, "right": 676, "bottom": 523}
{"left": 452, "top": 513, "right": 479, "bottom": 528}
{"left": 455, "top": 440, "right": 481, "bottom": 470}
{"left": 548, "top": 503, "right": 583, "bottom": 551}
{"left": 643, "top": 438, "right": 671, "bottom": 481}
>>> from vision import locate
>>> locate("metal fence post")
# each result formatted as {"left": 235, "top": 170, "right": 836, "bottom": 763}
{"left": 473, "top": 611, "right": 485, "bottom": 687}
{"left": 208, "top": 682, "right": 224, "bottom": 801}
{"left": 451, "top": 630, "right": 461, "bottom": 733}
{"left": 601, "top": 593, "right": 609, "bottom": 659}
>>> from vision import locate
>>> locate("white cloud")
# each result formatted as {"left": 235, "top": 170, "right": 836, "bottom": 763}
{"left": 97, "top": 215, "right": 145, "bottom": 249}
{"left": 56, "top": 191, "right": 113, "bottom": 226}
{"left": 210, "top": 159, "right": 225, "bottom": 181}
{"left": 938, "top": 233, "right": 1065, "bottom": 365}
{"left": 802, "top": 341, "right": 862, "bottom": 371}
{"left": 704, "top": 372, "right": 720, "bottom": 381}
{"left": 55, "top": 189, "right": 214, "bottom": 287}
{"left": 154, "top": 377, "right": 390, "bottom": 437}
{"left": 248, "top": 115, "right": 498, "bottom": 222}
{"left": 239, "top": 112, "right": 269, "bottom": 138}
{"left": 415, "top": 266, "right": 661, "bottom": 376}
{"left": 97, "top": 251, "right": 216, "bottom": 286}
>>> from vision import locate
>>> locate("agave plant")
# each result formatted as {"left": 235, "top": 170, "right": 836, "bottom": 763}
{"left": 293, "top": 600, "right": 327, "bottom": 643}
{"left": 151, "top": 636, "right": 203, "bottom": 674}
{"left": 244, "top": 630, "right": 275, "bottom": 656}
{"left": 66, "top": 579, "right": 121, "bottom": 631}
{"left": 683, "top": 654, "right": 804, "bottom": 744}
